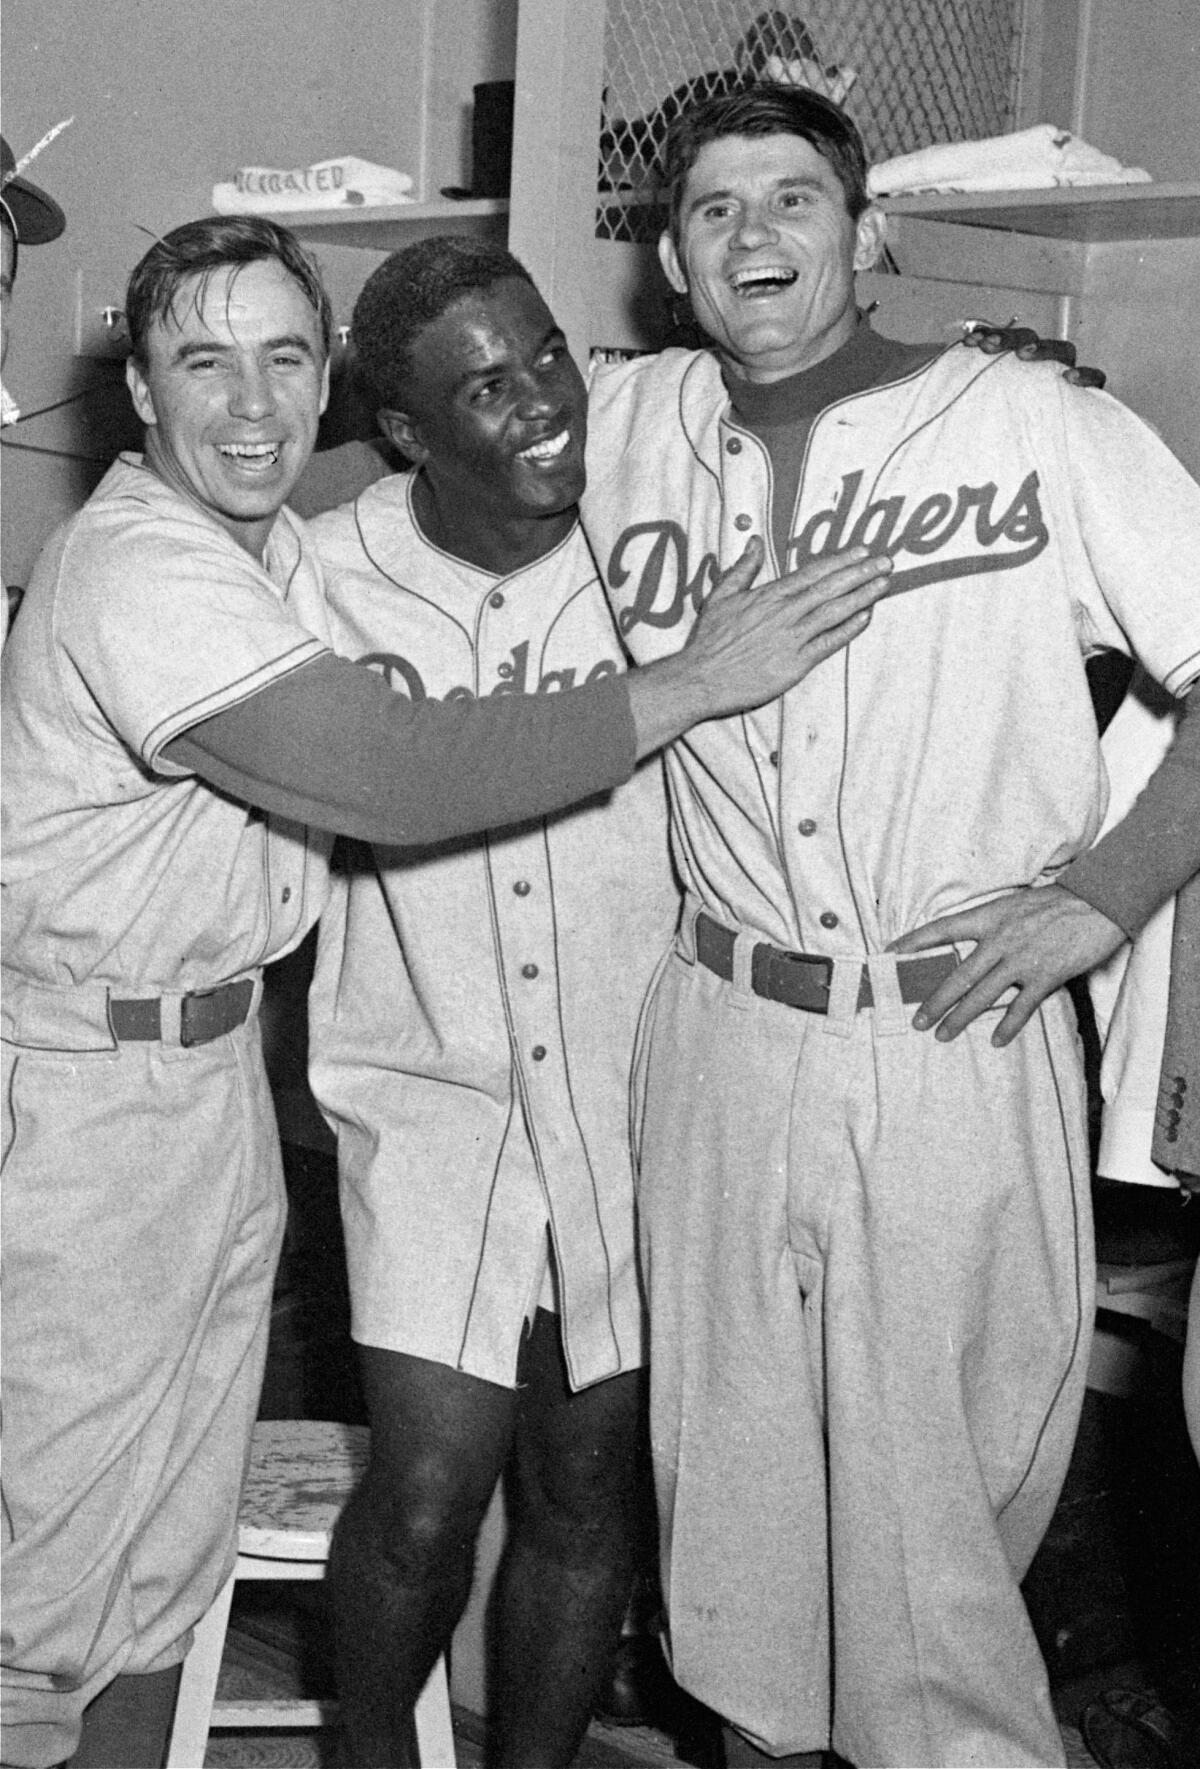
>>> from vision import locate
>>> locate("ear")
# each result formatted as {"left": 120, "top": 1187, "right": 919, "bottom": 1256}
{"left": 853, "top": 205, "right": 887, "bottom": 273}
{"left": 318, "top": 353, "right": 331, "bottom": 417}
{"left": 125, "top": 355, "right": 157, "bottom": 427}
{"left": 657, "top": 230, "right": 689, "bottom": 297}
{"left": 378, "top": 407, "right": 425, "bottom": 465}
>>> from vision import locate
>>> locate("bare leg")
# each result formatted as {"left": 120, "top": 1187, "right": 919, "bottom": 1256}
{"left": 329, "top": 1347, "right": 516, "bottom": 1768}
{"left": 68, "top": 1666, "right": 182, "bottom": 1768}
{"left": 490, "top": 1309, "right": 644, "bottom": 1769}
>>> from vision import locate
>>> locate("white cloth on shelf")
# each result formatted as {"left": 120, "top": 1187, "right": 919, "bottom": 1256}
{"left": 212, "top": 156, "right": 414, "bottom": 214}
{"left": 868, "top": 124, "right": 1151, "bottom": 198}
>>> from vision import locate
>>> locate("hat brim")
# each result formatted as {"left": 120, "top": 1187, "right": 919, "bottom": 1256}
{"left": 2, "top": 175, "right": 66, "bottom": 244}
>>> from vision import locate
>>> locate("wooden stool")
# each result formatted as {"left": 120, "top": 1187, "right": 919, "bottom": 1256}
{"left": 167, "top": 1419, "right": 456, "bottom": 1766}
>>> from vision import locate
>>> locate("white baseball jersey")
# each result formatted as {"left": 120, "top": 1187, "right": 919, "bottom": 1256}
{"left": 307, "top": 476, "right": 678, "bottom": 1391}
{"left": 2, "top": 454, "right": 334, "bottom": 996}
{"left": 584, "top": 343, "right": 1200, "bottom": 952}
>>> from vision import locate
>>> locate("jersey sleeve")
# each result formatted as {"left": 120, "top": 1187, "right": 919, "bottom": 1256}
{"left": 1059, "top": 681, "right": 1200, "bottom": 935}
{"left": 54, "top": 484, "right": 329, "bottom": 770}
{"left": 1053, "top": 378, "right": 1200, "bottom": 697}
{"left": 166, "top": 649, "right": 638, "bottom": 846}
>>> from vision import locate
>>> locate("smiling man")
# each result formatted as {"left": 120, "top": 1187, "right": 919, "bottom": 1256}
{"left": 302, "top": 235, "right": 679, "bottom": 1769}
{"left": 0, "top": 213, "right": 897, "bottom": 1769}
{"left": 578, "top": 85, "right": 1200, "bottom": 1769}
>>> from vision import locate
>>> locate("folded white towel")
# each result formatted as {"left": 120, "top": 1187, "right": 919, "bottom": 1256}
{"left": 212, "top": 156, "right": 415, "bottom": 214}
{"left": 868, "top": 124, "right": 1151, "bottom": 198}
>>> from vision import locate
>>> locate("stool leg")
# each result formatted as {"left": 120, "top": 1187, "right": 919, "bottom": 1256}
{"left": 413, "top": 1656, "right": 456, "bottom": 1768}
{"left": 165, "top": 1568, "right": 237, "bottom": 1768}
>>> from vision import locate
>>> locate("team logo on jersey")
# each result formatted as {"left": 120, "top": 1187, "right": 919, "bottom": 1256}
{"left": 607, "top": 469, "right": 1049, "bottom": 638}
{"left": 357, "top": 643, "right": 619, "bottom": 701}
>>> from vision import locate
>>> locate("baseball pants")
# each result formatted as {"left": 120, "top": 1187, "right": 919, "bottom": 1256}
{"left": 1, "top": 1002, "right": 284, "bottom": 1768}
{"left": 634, "top": 935, "right": 1094, "bottom": 1769}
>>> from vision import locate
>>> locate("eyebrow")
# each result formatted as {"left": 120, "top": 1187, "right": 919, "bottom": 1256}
{"left": 170, "top": 332, "right": 319, "bottom": 364}
{"left": 686, "top": 173, "right": 827, "bottom": 215}
{"left": 454, "top": 323, "right": 567, "bottom": 392}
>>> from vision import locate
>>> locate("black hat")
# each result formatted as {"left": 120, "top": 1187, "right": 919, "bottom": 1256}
{"left": 1, "top": 135, "right": 66, "bottom": 244}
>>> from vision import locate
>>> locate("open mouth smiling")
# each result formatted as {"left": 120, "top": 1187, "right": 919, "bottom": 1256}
{"left": 729, "top": 265, "right": 800, "bottom": 297}
{"left": 219, "top": 441, "right": 282, "bottom": 468}
{"left": 518, "top": 428, "right": 571, "bottom": 463}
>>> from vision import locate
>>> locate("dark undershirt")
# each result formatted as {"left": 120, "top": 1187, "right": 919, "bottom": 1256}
{"left": 723, "top": 318, "right": 1200, "bottom": 935}
{"left": 724, "top": 318, "right": 940, "bottom": 574}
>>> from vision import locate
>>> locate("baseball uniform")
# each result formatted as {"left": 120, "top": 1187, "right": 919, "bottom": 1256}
{"left": 307, "top": 475, "right": 678, "bottom": 1390}
{"left": 0, "top": 456, "right": 336, "bottom": 1767}
{"left": 581, "top": 331, "right": 1200, "bottom": 1766}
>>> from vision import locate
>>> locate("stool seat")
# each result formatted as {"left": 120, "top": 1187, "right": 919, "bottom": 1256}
{"left": 167, "top": 1418, "right": 455, "bottom": 1766}
{"left": 238, "top": 1418, "right": 370, "bottom": 1558}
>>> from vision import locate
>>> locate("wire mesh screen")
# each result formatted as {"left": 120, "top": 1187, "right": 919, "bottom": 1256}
{"left": 598, "top": 0, "right": 1026, "bottom": 241}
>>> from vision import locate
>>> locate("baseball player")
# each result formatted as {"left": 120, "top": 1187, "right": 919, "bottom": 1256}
{"left": 579, "top": 85, "right": 1200, "bottom": 1769}
{"left": 0, "top": 213, "right": 895, "bottom": 1769}
{"left": 304, "top": 236, "right": 679, "bottom": 1767}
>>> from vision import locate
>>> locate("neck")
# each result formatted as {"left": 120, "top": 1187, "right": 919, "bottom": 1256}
{"left": 413, "top": 472, "right": 576, "bottom": 574}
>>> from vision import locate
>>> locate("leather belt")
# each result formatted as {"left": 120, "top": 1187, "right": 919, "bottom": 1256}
{"left": 108, "top": 978, "right": 255, "bottom": 1047}
{"left": 693, "top": 912, "right": 957, "bottom": 1014}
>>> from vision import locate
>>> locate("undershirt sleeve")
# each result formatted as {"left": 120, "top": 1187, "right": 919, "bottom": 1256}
{"left": 163, "top": 649, "right": 636, "bottom": 847}
{"left": 1059, "top": 682, "right": 1200, "bottom": 936}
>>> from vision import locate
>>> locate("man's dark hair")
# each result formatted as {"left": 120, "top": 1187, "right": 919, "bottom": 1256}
{"left": 661, "top": 83, "right": 871, "bottom": 244}
{"left": 351, "top": 235, "right": 534, "bottom": 411}
{"left": 125, "top": 215, "right": 333, "bottom": 366}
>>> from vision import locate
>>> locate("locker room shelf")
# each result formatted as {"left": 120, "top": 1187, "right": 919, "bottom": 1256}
{"left": 253, "top": 198, "right": 509, "bottom": 251}
{"left": 879, "top": 182, "right": 1200, "bottom": 242}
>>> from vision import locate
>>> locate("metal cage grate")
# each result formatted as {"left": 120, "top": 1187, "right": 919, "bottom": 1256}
{"left": 598, "top": 0, "right": 1026, "bottom": 241}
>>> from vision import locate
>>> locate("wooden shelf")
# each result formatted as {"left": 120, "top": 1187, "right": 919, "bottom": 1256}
{"left": 255, "top": 198, "right": 509, "bottom": 251}
{"left": 879, "top": 182, "right": 1200, "bottom": 242}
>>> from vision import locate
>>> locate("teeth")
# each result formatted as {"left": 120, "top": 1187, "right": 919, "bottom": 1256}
{"left": 730, "top": 266, "right": 798, "bottom": 291}
{"left": 519, "top": 430, "right": 569, "bottom": 461}
{"left": 220, "top": 442, "right": 279, "bottom": 461}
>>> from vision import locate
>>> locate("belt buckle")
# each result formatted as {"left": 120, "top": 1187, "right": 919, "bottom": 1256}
{"left": 179, "top": 983, "right": 233, "bottom": 1048}
{"left": 753, "top": 944, "right": 834, "bottom": 1013}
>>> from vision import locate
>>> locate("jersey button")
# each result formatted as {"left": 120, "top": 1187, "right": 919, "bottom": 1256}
{"left": 531, "top": 1044, "right": 547, "bottom": 1062}
{"left": 819, "top": 910, "right": 839, "bottom": 930}
{"left": 797, "top": 818, "right": 817, "bottom": 836}
{"left": 769, "top": 750, "right": 779, "bottom": 768}
{"left": 726, "top": 437, "right": 742, "bottom": 455}
{"left": 281, "top": 886, "right": 292, "bottom": 903}
{"left": 734, "top": 513, "right": 752, "bottom": 532}
{"left": 497, "top": 661, "right": 514, "bottom": 678}
{"left": 513, "top": 880, "right": 532, "bottom": 897}
{"left": 489, "top": 590, "right": 505, "bottom": 609}
{"left": 521, "top": 962, "right": 539, "bottom": 980}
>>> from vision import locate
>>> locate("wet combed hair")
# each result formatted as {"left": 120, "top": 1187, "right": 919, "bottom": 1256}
{"left": 661, "top": 83, "right": 871, "bottom": 244}
{"left": 351, "top": 235, "right": 534, "bottom": 411}
{"left": 124, "top": 215, "right": 333, "bottom": 366}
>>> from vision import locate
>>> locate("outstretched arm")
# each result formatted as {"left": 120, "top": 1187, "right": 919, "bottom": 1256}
{"left": 168, "top": 540, "right": 893, "bottom": 848}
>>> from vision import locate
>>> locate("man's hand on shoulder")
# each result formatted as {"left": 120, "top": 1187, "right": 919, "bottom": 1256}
{"left": 888, "top": 883, "right": 1127, "bottom": 1045}
{"left": 962, "top": 319, "right": 1107, "bottom": 390}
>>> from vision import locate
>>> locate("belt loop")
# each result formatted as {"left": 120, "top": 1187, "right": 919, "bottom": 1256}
{"left": 822, "top": 959, "right": 862, "bottom": 1038}
{"left": 866, "top": 953, "right": 909, "bottom": 1036}
{"left": 677, "top": 900, "right": 701, "bottom": 965}
{"left": 157, "top": 991, "right": 185, "bottom": 1049}
{"left": 731, "top": 928, "right": 756, "bottom": 996}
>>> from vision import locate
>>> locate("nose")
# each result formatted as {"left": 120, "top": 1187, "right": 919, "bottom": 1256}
{"left": 228, "top": 360, "right": 275, "bottom": 420}
{"left": 731, "top": 202, "right": 779, "bottom": 249}
{"left": 514, "top": 364, "right": 558, "bottom": 420}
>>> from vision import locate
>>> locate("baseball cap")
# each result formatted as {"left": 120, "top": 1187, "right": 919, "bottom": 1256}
{"left": 1, "top": 135, "right": 66, "bottom": 244}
